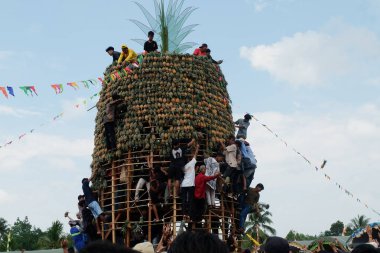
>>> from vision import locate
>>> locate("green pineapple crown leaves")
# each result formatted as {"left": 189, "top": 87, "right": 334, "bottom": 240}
{"left": 131, "top": 0, "right": 198, "bottom": 53}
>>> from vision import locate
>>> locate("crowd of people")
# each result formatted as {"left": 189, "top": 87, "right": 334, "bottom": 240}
{"left": 61, "top": 230, "right": 380, "bottom": 253}
{"left": 104, "top": 31, "right": 223, "bottom": 71}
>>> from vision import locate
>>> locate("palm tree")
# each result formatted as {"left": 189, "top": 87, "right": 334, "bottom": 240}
{"left": 245, "top": 203, "right": 276, "bottom": 244}
{"left": 349, "top": 215, "right": 370, "bottom": 230}
{"left": 38, "top": 220, "right": 64, "bottom": 249}
{"left": 131, "top": 0, "right": 198, "bottom": 53}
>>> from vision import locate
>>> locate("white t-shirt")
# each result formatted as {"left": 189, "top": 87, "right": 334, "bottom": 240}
{"left": 181, "top": 158, "right": 196, "bottom": 187}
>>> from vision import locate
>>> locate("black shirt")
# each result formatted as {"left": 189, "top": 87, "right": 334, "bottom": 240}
{"left": 144, "top": 40, "right": 158, "bottom": 53}
{"left": 82, "top": 180, "right": 95, "bottom": 205}
{"left": 112, "top": 51, "right": 121, "bottom": 62}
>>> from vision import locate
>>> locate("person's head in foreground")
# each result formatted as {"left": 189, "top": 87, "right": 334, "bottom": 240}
{"left": 168, "top": 231, "right": 228, "bottom": 253}
{"left": 81, "top": 240, "right": 139, "bottom": 253}
{"left": 351, "top": 243, "right": 380, "bottom": 253}
{"left": 263, "top": 236, "right": 289, "bottom": 253}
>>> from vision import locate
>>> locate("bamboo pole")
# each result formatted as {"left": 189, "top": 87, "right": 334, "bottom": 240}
{"left": 126, "top": 151, "right": 132, "bottom": 246}
{"left": 111, "top": 161, "right": 116, "bottom": 243}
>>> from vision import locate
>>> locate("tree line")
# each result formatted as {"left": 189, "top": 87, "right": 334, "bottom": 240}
{"left": 0, "top": 217, "right": 68, "bottom": 251}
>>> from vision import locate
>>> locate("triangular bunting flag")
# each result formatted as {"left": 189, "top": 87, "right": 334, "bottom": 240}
{"left": 7, "top": 86, "right": 14, "bottom": 96}
{"left": 0, "top": 87, "right": 8, "bottom": 98}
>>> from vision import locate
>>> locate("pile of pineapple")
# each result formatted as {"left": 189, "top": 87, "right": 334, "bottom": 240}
{"left": 91, "top": 53, "right": 235, "bottom": 171}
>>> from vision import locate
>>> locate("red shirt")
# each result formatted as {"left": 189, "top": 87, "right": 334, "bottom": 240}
{"left": 194, "top": 173, "right": 218, "bottom": 199}
{"left": 193, "top": 48, "right": 207, "bottom": 56}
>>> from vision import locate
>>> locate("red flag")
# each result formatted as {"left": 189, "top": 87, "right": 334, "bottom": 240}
{"left": 0, "top": 87, "right": 8, "bottom": 98}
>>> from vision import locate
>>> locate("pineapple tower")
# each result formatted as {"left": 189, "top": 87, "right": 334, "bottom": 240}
{"left": 90, "top": 53, "right": 237, "bottom": 244}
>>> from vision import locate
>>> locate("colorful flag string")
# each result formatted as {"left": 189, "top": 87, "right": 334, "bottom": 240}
{"left": 0, "top": 78, "right": 103, "bottom": 99}
{"left": 0, "top": 92, "right": 99, "bottom": 150}
{"left": 251, "top": 114, "right": 380, "bottom": 217}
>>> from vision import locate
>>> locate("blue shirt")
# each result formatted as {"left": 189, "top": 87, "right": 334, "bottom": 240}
{"left": 70, "top": 226, "right": 85, "bottom": 251}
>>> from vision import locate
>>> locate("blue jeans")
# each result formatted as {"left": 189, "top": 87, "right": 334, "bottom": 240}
{"left": 239, "top": 203, "right": 252, "bottom": 229}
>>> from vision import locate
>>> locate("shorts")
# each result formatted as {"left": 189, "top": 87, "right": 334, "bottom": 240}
{"left": 168, "top": 164, "right": 184, "bottom": 180}
{"left": 88, "top": 201, "right": 103, "bottom": 219}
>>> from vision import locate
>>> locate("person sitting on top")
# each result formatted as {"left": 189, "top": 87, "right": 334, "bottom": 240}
{"left": 193, "top": 43, "right": 208, "bottom": 56}
{"left": 144, "top": 31, "right": 158, "bottom": 54}
{"left": 205, "top": 49, "right": 223, "bottom": 64}
{"left": 235, "top": 113, "right": 252, "bottom": 139}
{"left": 105, "top": 46, "right": 121, "bottom": 63}
{"left": 117, "top": 44, "right": 138, "bottom": 69}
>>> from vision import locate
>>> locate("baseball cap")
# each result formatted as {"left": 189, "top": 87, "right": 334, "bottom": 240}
{"left": 199, "top": 43, "right": 208, "bottom": 48}
{"left": 121, "top": 44, "right": 128, "bottom": 49}
{"left": 133, "top": 242, "right": 154, "bottom": 253}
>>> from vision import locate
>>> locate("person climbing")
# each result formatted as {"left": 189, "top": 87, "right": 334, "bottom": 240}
{"left": 105, "top": 46, "right": 121, "bottom": 63}
{"left": 220, "top": 135, "right": 241, "bottom": 195}
{"left": 168, "top": 138, "right": 195, "bottom": 198}
{"left": 103, "top": 94, "right": 124, "bottom": 150}
{"left": 144, "top": 31, "right": 159, "bottom": 54}
{"left": 205, "top": 49, "right": 223, "bottom": 64}
{"left": 193, "top": 43, "right": 208, "bottom": 56}
{"left": 180, "top": 143, "right": 199, "bottom": 221}
{"left": 81, "top": 175, "right": 106, "bottom": 235}
{"left": 235, "top": 114, "right": 252, "bottom": 139}
{"left": 149, "top": 168, "right": 161, "bottom": 222}
{"left": 238, "top": 183, "right": 264, "bottom": 233}
{"left": 191, "top": 164, "right": 221, "bottom": 222}
{"left": 134, "top": 155, "right": 153, "bottom": 201}
{"left": 204, "top": 153, "right": 223, "bottom": 208}
{"left": 69, "top": 220, "right": 86, "bottom": 251}
{"left": 117, "top": 44, "right": 138, "bottom": 69}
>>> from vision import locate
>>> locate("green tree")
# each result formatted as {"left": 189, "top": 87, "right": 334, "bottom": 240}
{"left": 350, "top": 215, "right": 370, "bottom": 230}
{"left": 38, "top": 220, "right": 64, "bottom": 249}
{"left": 286, "top": 230, "right": 317, "bottom": 241}
{"left": 244, "top": 204, "right": 276, "bottom": 247}
{"left": 10, "top": 216, "right": 42, "bottom": 251}
{"left": 0, "top": 218, "right": 9, "bottom": 251}
{"left": 328, "top": 220, "right": 344, "bottom": 236}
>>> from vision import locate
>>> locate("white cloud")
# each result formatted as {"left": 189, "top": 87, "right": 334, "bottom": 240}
{"left": 240, "top": 23, "right": 380, "bottom": 86}
{"left": 242, "top": 104, "right": 380, "bottom": 235}
{"left": 0, "top": 133, "right": 93, "bottom": 171}
{"left": 0, "top": 189, "right": 12, "bottom": 204}
{"left": 0, "top": 105, "right": 42, "bottom": 118}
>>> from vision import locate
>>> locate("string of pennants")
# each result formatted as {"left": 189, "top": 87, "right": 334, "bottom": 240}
{"left": 0, "top": 78, "right": 103, "bottom": 98}
{"left": 251, "top": 114, "right": 380, "bottom": 217}
{"left": 0, "top": 92, "right": 100, "bottom": 150}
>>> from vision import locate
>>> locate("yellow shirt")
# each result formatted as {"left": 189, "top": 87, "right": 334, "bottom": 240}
{"left": 117, "top": 49, "right": 138, "bottom": 64}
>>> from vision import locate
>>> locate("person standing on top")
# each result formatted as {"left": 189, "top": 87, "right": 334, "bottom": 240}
{"left": 235, "top": 114, "right": 252, "bottom": 139}
{"left": 117, "top": 44, "right": 138, "bottom": 69}
{"left": 144, "top": 31, "right": 159, "bottom": 54}
{"left": 105, "top": 46, "right": 121, "bottom": 63}
{"left": 193, "top": 43, "right": 208, "bottom": 56}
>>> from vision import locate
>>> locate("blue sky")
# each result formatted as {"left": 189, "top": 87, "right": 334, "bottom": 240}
{"left": 1, "top": 0, "right": 380, "bottom": 237}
